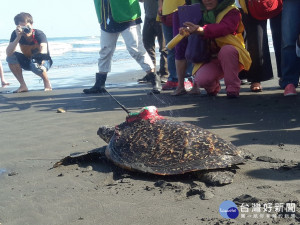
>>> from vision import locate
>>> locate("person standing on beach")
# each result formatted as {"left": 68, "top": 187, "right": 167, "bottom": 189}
{"left": 6, "top": 12, "right": 53, "bottom": 93}
{"left": 279, "top": 0, "right": 300, "bottom": 96}
{"left": 138, "top": 0, "right": 169, "bottom": 83}
{"left": 158, "top": 0, "right": 195, "bottom": 92}
{"left": 158, "top": 0, "right": 184, "bottom": 90}
{"left": 170, "top": 0, "right": 200, "bottom": 96}
{"left": 237, "top": 0, "right": 282, "bottom": 93}
{"left": 83, "top": 0, "right": 161, "bottom": 94}
{"left": 0, "top": 60, "right": 10, "bottom": 87}
{"left": 297, "top": 33, "right": 300, "bottom": 57}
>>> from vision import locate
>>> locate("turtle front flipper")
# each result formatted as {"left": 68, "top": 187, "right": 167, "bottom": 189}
{"left": 53, "top": 147, "right": 106, "bottom": 168}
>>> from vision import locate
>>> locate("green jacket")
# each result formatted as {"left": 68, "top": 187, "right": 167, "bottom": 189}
{"left": 94, "top": 0, "right": 141, "bottom": 23}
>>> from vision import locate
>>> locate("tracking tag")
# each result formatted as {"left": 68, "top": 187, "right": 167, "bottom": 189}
{"left": 107, "top": 18, "right": 110, "bottom": 25}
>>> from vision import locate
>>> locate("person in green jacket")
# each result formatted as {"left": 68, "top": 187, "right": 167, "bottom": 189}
{"left": 83, "top": 0, "right": 161, "bottom": 94}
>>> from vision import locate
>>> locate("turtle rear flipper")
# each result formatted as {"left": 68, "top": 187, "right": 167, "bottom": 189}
{"left": 195, "top": 170, "right": 236, "bottom": 186}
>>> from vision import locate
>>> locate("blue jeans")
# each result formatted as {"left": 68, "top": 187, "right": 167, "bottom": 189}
{"left": 279, "top": 0, "right": 300, "bottom": 88}
{"left": 297, "top": 41, "right": 300, "bottom": 57}
{"left": 6, "top": 52, "right": 52, "bottom": 76}
{"left": 162, "top": 24, "right": 178, "bottom": 82}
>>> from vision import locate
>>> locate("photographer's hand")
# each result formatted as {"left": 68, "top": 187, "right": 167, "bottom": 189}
{"left": 6, "top": 26, "right": 22, "bottom": 56}
{"left": 15, "top": 25, "right": 23, "bottom": 40}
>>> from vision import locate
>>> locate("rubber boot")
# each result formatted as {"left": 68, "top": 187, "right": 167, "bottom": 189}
{"left": 148, "top": 72, "right": 161, "bottom": 94}
{"left": 137, "top": 73, "right": 152, "bottom": 83}
{"left": 83, "top": 73, "right": 107, "bottom": 94}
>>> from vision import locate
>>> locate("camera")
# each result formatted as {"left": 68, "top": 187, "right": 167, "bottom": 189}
{"left": 21, "top": 26, "right": 31, "bottom": 34}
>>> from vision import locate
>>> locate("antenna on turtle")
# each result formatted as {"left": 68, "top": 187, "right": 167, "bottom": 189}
{"left": 104, "top": 88, "right": 131, "bottom": 114}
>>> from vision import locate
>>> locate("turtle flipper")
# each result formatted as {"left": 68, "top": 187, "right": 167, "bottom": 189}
{"left": 195, "top": 169, "right": 236, "bottom": 186}
{"left": 53, "top": 146, "right": 107, "bottom": 168}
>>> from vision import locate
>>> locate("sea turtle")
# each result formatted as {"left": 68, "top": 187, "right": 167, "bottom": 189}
{"left": 54, "top": 106, "right": 245, "bottom": 185}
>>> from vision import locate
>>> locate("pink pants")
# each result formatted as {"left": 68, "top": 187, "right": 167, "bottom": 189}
{"left": 194, "top": 45, "right": 242, "bottom": 94}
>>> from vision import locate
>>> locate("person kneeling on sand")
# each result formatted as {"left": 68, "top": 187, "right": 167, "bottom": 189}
{"left": 176, "top": 0, "right": 251, "bottom": 98}
{"left": 6, "top": 12, "right": 53, "bottom": 93}
{"left": 83, "top": 0, "right": 161, "bottom": 95}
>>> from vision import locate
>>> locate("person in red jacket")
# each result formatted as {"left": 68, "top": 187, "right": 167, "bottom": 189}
{"left": 175, "top": 0, "right": 251, "bottom": 98}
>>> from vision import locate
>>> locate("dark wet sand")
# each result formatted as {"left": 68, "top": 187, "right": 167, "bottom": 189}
{"left": 0, "top": 64, "right": 299, "bottom": 225}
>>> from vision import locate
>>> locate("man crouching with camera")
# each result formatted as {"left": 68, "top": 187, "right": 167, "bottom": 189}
{"left": 6, "top": 12, "right": 53, "bottom": 93}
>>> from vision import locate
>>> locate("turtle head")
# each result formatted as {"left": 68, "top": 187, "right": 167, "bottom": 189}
{"left": 97, "top": 126, "right": 115, "bottom": 143}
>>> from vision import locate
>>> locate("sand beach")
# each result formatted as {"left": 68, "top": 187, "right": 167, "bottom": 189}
{"left": 0, "top": 65, "right": 299, "bottom": 225}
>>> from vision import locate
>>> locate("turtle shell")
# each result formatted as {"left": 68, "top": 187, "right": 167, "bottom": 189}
{"left": 104, "top": 114, "right": 244, "bottom": 175}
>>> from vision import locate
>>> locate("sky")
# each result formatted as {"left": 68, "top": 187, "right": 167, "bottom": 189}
{"left": 0, "top": 0, "right": 102, "bottom": 39}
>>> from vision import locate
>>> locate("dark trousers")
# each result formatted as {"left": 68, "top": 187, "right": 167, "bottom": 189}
{"left": 142, "top": 17, "right": 168, "bottom": 75}
{"left": 240, "top": 11, "right": 282, "bottom": 83}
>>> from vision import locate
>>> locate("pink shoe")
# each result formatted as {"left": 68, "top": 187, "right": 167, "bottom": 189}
{"left": 184, "top": 78, "right": 193, "bottom": 91}
{"left": 284, "top": 84, "right": 297, "bottom": 96}
{"left": 162, "top": 81, "right": 178, "bottom": 90}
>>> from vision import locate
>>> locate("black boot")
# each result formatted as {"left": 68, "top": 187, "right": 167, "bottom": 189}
{"left": 148, "top": 72, "right": 161, "bottom": 94}
{"left": 83, "top": 73, "right": 107, "bottom": 94}
{"left": 137, "top": 73, "right": 152, "bottom": 83}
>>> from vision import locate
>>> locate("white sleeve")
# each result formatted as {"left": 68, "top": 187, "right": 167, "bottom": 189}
{"left": 235, "top": 0, "right": 242, "bottom": 8}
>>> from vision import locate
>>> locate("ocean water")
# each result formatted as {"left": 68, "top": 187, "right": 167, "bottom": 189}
{"left": 0, "top": 36, "right": 143, "bottom": 91}
{"left": 0, "top": 26, "right": 274, "bottom": 91}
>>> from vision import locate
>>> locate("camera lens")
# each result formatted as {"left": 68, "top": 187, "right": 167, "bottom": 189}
{"left": 22, "top": 26, "right": 31, "bottom": 34}
{"left": 24, "top": 28, "right": 30, "bottom": 33}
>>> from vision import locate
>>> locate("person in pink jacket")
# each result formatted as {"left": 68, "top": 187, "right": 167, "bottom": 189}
{"left": 174, "top": 0, "right": 251, "bottom": 98}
